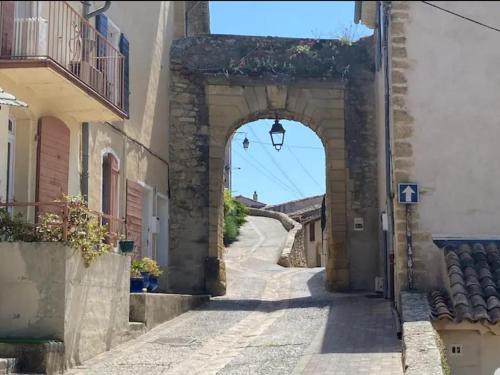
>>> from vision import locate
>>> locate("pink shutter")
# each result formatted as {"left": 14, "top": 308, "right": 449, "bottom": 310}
{"left": 36, "top": 116, "right": 70, "bottom": 218}
{"left": 1, "top": 1, "right": 14, "bottom": 57}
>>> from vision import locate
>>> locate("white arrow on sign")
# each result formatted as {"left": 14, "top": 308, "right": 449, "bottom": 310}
{"left": 402, "top": 186, "right": 416, "bottom": 202}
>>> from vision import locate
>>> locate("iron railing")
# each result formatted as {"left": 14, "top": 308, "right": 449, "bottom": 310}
{"left": 0, "top": 201, "right": 126, "bottom": 244}
{"left": 0, "top": 1, "right": 125, "bottom": 112}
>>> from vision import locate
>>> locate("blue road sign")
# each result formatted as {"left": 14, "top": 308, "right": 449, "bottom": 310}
{"left": 398, "top": 183, "right": 418, "bottom": 204}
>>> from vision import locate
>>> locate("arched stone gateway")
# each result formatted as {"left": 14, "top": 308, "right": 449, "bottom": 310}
{"left": 168, "top": 35, "right": 378, "bottom": 295}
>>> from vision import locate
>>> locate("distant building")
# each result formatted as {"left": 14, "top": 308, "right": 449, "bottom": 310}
{"left": 266, "top": 195, "right": 327, "bottom": 267}
{"left": 234, "top": 194, "right": 266, "bottom": 209}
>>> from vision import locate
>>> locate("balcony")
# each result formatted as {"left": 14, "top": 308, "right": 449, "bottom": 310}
{"left": 0, "top": 1, "right": 127, "bottom": 121}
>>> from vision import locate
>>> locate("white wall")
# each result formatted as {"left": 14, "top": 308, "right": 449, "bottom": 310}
{"left": 440, "top": 329, "right": 500, "bottom": 375}
{"left": 406, "top": 1, "right": 500, "bottom": 236}
{"left": 0, "top": 107, "right": 9, "bottom": 202}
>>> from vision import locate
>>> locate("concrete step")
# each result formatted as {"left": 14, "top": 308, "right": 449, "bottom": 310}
{"left": 130, "top": 293, "right": 210, "bottom": 330}
{"left": 0, "top": 358, "right": 16, "bottom": 374}
{"left": 0, "top": 340, "right": 64, "bottom": 374}
{"left": 127, "top": 322, "right": 147, "bottom": 340}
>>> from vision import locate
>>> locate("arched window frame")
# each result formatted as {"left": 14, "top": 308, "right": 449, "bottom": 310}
{"left": 101, "top": 147, "right": 120, "bottom": 237}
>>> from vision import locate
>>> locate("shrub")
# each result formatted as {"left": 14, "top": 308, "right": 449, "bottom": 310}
{"left": 142, "top": 257, "right": 162, "bottom": 277}
{"left": 223, "top": 189, "right": 247, "bottom": 245}
{"left": 0, "top": 209, "right": 38, "bottom": 242}
{"left": 37, "top": 195, "right": 111, "bottom": 266}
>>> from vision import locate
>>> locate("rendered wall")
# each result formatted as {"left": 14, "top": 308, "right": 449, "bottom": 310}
{"left": 0, "top": 243, "right": 130, "bottom": 367}
{"left": 439, "top": 329, "right": 500, "bottom": 375}
{"left": 387, "top": 1, "right": 500, "bottom": 294}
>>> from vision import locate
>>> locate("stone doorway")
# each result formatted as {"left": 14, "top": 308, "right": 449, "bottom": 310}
{"left": 168, "top": 35, "right": 378, "bottom": 295}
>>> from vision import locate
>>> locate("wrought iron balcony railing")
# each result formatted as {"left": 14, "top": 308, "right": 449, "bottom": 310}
{"left": 0, "top": 1, "right": 125, "bottom": 114}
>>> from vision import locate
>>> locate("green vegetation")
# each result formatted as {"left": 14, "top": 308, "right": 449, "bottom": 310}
{"left": 1, "top": 195, "right": 111, "bottom": 266}
{"left": 37, "top": 195, "right": 111, "bottom": 266}
{"left": 130, "top": 257, "right": 163, "bottom": 277}
{"left": 223, "top": 189, "right": 247, "bottom": 245}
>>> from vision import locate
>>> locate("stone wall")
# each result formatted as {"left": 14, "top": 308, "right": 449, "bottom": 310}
{"left": 0, "top": 243, "right": 131, "bottom": 368}
{"left": 401, "top": 292, "right": 445, "bottom": 375}
{"left": 247, "top": 207, "right": 306, "bottom": 267}
{"left": 169, "top": 34, "right": 377, "bottom": 294}
{"left": 345, "top": 36, "right": 379, "bottom": 290}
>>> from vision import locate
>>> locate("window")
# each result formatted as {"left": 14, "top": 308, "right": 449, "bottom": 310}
{"left": 102, "top": 152, "right": 119, "bottom": 237}
{"left": 309, "top": 221, "right": 316, "bottom": 242}
{"left": 6, "top": 117, "right": 15, "bottom": 213}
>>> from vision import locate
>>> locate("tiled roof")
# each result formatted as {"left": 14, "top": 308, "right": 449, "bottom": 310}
{"left": 234, "top": 195, "right": 266, "bottom": 209}
{"left": 430, "top": 242, "right": 500, "bottom": 324}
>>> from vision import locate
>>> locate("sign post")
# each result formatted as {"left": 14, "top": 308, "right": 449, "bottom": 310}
{"left": 398, "top": 182, "right": 419, "bottom": 290}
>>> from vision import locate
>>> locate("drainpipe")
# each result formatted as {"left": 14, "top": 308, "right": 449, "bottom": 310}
{"left": 382, "top": 1, "right": 395, "bottom": 299}
{"left": 79, "top": 2, "right": 111, "bottom": 203}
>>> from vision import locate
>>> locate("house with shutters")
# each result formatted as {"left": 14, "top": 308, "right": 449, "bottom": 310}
{"left": 0, "top": 1, "right": 209, "bottom": 288}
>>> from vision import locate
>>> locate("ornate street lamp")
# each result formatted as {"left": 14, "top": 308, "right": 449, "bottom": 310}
{"left": 242, "top": 136, "right": 249, "bottom": 150}
{"left": 234, "top": 131, "right": 249, "bottom": 150}
{"left": 269, "top": 115, "right": 286, "bottom": 151}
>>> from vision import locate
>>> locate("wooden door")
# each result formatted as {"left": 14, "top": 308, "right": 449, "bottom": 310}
{"left": 36, "top": 116, "right": 70, "bottom": 218}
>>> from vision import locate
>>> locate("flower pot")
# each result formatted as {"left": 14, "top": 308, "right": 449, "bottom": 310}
{"left": 119, "top": 240, "right": 134, "bottom": 253}
{"left": 148, "top": 276, "right": 159, "bottom": 292}
{"left": 130, "top": 277, "right": 143, "bottom": 293}
{"left": 140, "top": 272, "right": 150, "bottom": 290}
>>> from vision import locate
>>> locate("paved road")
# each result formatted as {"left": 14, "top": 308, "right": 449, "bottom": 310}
{"left": 69, "top": 216, "right": 403, "bottom": 374}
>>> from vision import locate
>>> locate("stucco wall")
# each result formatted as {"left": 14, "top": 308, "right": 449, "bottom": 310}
{"left": 304, "top": 219, "right": 325, "bottom": 267}
{"left": 439, "top": 329, "right": 500, "bottom": 375}
{"left": 386, "top": 1, "right": 500, "bottom": 294}
{"left": 0, "top": 243, "right": 130, "bottom": 367}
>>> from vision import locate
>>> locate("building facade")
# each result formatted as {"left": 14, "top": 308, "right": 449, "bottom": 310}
{"left": 357, "top": 1, "right": 500, "bottom": 373}
{"left": 0, "top": 1, "right": 209, "bottom": 289}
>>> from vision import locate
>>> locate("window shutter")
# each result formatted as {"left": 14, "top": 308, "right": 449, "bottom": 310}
{"left": 95, "top": 14, "right": 108, "bottom": 72}
{"left": 126, "top": 180, "right": 142, "bottom": 258}
{"left": 119, "top": 33, "right": 129, "bottom": 114}
{"left": 36, "top": 117, "right": 70, "bottom": 219}
{"left": 109, "top": 155, "right": 119, "bottom": 233}
{"left": 1, "top": 1, "right": 15, "bottom": 56}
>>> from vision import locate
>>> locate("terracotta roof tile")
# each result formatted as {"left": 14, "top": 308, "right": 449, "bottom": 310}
{"left": 431, "top": 241, "right": 500, "bottom": 324}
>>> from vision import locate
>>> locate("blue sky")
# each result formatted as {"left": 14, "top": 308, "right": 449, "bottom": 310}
{"left": 210, "top": 1, "right": 372, "bottom": 205}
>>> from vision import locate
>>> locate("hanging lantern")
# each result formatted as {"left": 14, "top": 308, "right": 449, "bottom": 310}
{"left": 242, "top": 136, "right": 249, "bottom": 150}
{"left": 269, "top": 116, "right": 286, "bottom": 151}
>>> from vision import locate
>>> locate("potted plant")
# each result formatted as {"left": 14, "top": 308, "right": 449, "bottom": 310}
{"left": 119, "top": 238, "right": 134, "bottom": 253}
{"left": 130, "top": 260, "right": 144, "bottom": 293}
{"left": 142, "top": 257, "right": 162, "bottom": 292}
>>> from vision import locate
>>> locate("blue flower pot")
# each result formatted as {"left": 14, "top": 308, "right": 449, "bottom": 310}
{"left": 119, "top": 240, "right": 134, "bottom": 253}
{"left": 141, "top": 272, "right": 150, "bottom": 290}
{"left": 130, "top": 277, "right": 143, "bottom": 293}
{"left": 148, "top": 276, "right": 159, "bottom": 292}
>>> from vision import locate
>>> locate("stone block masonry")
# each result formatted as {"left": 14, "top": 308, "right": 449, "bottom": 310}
{"left": 169, "top": 34, "right": 378, "bottom": 295}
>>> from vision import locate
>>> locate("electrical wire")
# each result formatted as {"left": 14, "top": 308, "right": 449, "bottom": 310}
{"left": 421, "top": 1, "right": 500, "bottom": 34}
{"left": 243, "top": 149, "right": 299, "bottom": 195}
{"left": 285, "top": 145, "right": 323, "bottom": 189}
{"left": 248, "top": 126, "right": 305, "bottom": 198}
{"left": 233, "top": 148, "right": 298, "bottom": 196}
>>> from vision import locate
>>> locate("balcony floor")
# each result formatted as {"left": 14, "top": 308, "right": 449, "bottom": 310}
{"left": 0, "top": 59, "right": 126, "bottom": 122}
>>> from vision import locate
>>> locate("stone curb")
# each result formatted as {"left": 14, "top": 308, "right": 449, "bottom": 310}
{"left": 401, "top": 291, "right": 445, "bottom": 375}
{"left": 247, "top": 207, "right": 302, "bottom": 267}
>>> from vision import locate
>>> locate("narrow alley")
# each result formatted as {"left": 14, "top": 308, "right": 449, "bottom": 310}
{"left": 69, "top": 216, "right": 403, "bottom": 375}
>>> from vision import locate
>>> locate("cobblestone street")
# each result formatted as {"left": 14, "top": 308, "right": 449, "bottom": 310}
{"left": 69, "top": 216, "right": 403, "bottom": 374}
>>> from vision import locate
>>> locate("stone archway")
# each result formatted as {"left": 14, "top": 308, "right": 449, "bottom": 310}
{"left": 168, "top": 35, "right": 378, "bottom": 295}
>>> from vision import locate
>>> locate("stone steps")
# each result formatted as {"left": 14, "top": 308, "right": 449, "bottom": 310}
{"left": 127, "top": 322, "right": 147, "bottom": 340}
{"left": 0, "top": 340, "right": 64, "bottom": 374}
{"left": 0, "top": 358, "right": 16, "bottom": 374}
